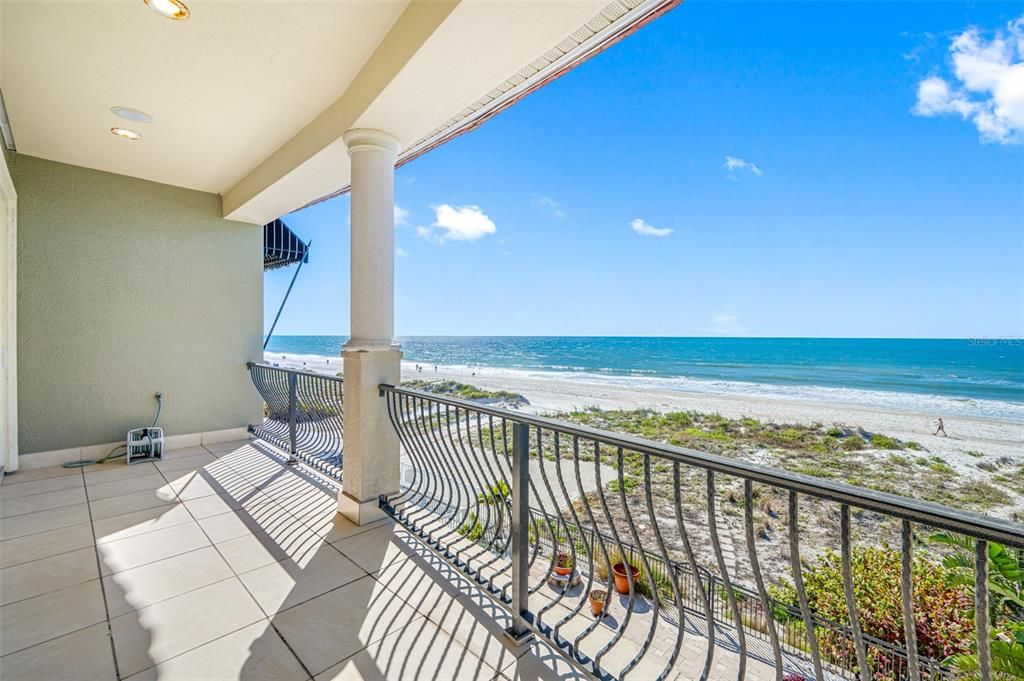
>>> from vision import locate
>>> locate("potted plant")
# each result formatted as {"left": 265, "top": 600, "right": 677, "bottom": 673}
{"left": 612, "top": 561, "right": 639, "bottom": 595}
{"left": 553, "top": 552, "right": 573, "bottom": 576}
{"left": 588, "top": 589, "right": 607, "bottom": 617}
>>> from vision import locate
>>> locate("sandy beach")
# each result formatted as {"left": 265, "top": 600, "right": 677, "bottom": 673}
{"left": 267, "top": 353, "right": 1023, "bottom": 476}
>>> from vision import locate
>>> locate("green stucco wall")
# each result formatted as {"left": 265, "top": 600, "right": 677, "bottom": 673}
{"left": 10, "top": 154, "right": 263, "bottom": 454}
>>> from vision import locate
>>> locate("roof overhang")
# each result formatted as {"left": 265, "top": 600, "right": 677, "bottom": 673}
{"left": 1, "top": 0, "right": 681, "bottom": 225}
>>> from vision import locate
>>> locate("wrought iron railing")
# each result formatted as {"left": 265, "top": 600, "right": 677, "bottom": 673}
{"left": 379, "top": 384, "right": 1024, "bottom": 681}
{"left": 247, "top": 363, "right": 343, "bottom": 479}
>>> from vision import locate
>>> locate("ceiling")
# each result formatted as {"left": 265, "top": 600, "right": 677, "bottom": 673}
{"left": 1, "top": 0, "right": 678, "bottom": 224}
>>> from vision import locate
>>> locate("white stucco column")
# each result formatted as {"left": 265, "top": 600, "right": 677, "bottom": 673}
{"left": 339, "top": 128, "right": 402, "bottom": 525}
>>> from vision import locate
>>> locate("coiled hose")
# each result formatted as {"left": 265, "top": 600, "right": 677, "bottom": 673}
{"left": 64, "top": 393, "right": 163, "bottom": 468}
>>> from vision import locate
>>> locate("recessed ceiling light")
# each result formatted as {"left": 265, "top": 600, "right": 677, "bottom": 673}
{"left": 143, "top": 0, "right": 190, "bottom": 20}
{"left": 111, "top": 127, "right": 142, "bottom": 141}
{"left": 111, "top": 106, "right": 153, "bottom": 124}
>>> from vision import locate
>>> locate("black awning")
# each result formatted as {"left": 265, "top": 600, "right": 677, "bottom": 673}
{"left": 263, "top": 219, "right": 309, "bottom": 271}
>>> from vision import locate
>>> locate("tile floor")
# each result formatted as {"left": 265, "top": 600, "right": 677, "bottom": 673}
{"left": 0, "top": 439, "right": 770, "bottom": 681}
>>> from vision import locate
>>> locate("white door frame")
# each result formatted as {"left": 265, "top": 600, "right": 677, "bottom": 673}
{"left": 0, "top": 151, "right": 17, "bottom": 473}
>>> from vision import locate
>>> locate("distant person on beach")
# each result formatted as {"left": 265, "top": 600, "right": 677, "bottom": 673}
{"left": 934, "top": 418, "right": 947, "bottom": 437}
{"left": 434, "top": 365, "right": 437, "bottom": 372}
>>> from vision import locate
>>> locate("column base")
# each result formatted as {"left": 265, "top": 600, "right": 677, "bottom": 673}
{"left": 337, "top": 491, "right": 391, "bottom": 526}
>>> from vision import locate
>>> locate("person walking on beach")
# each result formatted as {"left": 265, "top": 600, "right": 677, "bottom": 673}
{"left": 934, "top": 418, "right": 947, "bottom": 437}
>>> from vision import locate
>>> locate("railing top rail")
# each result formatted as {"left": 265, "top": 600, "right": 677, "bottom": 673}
{"left": 248, "top": 361, "right": 343, "bottom": 384}
{"left": 381, "top": 383, "right": 1024, "bottom": 547}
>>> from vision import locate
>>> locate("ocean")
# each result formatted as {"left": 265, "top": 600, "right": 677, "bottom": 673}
{"left": 264, "top": 336, "right": 1024, "bottom": 422}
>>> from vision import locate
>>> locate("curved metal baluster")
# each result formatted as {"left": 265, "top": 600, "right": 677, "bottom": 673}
{"left": 616, "top": 448, "right": 661, "bottom": 678}
{"left": 900, "top": 521, "right": 920, "bottom": 681}
{"left": 591, "top": 444, "right": 638, "bottom": 672}
{"left": 643, "top": 454, "right": 684, "bottom": 680}
{"left": 840, "top": 505, "right": 870, "bottom": 681}
{"left": 707, "top": 471, "right": 746, "bottom": 681}
{"left": 526, "top": 427, "right": 557, "bottom": 594}
{"left": 444, "top": 405, "right": 489, "bottom": 566}
{"left": 433, "top": 403, "right": 474, "bottom": 557}
{"left": 475, "top": 413, "right": 514, "bottom": 593}
{"left": 572, "top": 440, "right": 618, "bottom": 660}
{"left": 464, "top": 410, "right": 509, "bottom": 570}
{"left": 788, "top": 491, "right": 823, "bottom": 681}
{"left": 407, "top": 396, "right": 459, "bottom": 543}
{"left": 452, "top": 405, "right": 500, "bottom": 570}
{"left": 471, "top": 409, "right": 516, "bottom": 589}
{"left": 551, "top": 433, "right": 597, "bottom": 643}
{"left": 535, "top": 429, "right": 578, "bottom": 628}
{"left": 673, "top": 463, "right": 714, "bottom": 681}
{"left": 400, "top": 394, "right": 446, "bottom": 533}
{"left": 744, "top": 480, "right": 783, "bottom": 681}
{"left": 975, "top": 539, "right": 991, "bottom": 681}
{"left": 384, "top": 391, "right": 428, "bottom": 523}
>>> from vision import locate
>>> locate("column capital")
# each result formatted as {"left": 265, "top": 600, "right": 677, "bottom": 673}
{"left": 342, "top": 128, "right": 400, "bottom": 157}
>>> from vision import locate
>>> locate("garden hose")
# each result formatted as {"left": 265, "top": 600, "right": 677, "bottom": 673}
{"left": 64, "top": 393, "right": 163, "bottom": 468}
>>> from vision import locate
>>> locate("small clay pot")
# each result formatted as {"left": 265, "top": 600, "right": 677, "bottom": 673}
{"left": 588, "top": 589, "right": 607, "bottom": 617}
{"left": 553, "top": 552, "right": 573, "bottom": 576}
{"left": 612, "top": 562, "right": 639, "bottom": 595}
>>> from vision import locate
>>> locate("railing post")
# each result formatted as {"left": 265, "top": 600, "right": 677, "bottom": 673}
{"left": 505, "top": 422, "right": 533, "bottom": 645}
{"left": 287, "top": 371, "right": 298, "bottom": 465}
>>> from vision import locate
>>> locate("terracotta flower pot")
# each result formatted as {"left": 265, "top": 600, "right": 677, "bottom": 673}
{"left": 588, "top": 589, "right": 607, "bottom": 617}
{"left": 553, "top": 553, "right": 573, "bottom": 576}
{"left": 612, "top": 562, "right": 639, "bottom": 595}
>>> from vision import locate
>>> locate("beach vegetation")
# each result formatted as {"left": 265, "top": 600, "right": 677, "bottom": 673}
{"left": 868, "top": 434, "right": 901, "bottom": 450}
{"left": 401, "top": 379, "right": 527, "bottom": 405}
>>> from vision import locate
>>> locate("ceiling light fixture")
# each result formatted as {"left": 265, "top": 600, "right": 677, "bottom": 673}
{"left": 143, "top": 0, "right": 190, "bottom": 21}
{"left": 111, "top": 106, "right": 153, "bottom": 124}
{"left": 111, "top": 127, "right": 142, "bottom": 141}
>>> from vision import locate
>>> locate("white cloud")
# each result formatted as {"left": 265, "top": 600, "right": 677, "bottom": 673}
{"left": 394, "top": 205, "right": 410, "bottom": 226}
{"left": 912, "top": 15, "right": 1024, "bottom": 144}
{"left": 420, "top": 204, "right": 497, "bottom": 242}
{"left": 534, "top": 196, "right": 567, "bottom": 219}
{"left": 396, "top": 247, "right": 409, "bottom": 257}
{"left": 704, "top": 314, "right": 747, "bottom": 335}
{"left": 630, "top": 218, "right": 673, "bottom": 237}
{"left": 724, "top": 156, "right": 763, "bottom": 177}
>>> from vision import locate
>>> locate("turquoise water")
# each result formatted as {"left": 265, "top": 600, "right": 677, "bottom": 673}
{"left": 265, "top": 336, "right": 1024, "bottom": 421}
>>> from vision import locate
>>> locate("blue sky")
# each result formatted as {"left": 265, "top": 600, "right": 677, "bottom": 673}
{"left": 266, "top": 1, "right": 1024, "bottom": 339}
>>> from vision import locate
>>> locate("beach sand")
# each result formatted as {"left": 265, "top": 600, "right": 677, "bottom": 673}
{"left": 267, "top": 354, "right": 1023, "bottom": 479}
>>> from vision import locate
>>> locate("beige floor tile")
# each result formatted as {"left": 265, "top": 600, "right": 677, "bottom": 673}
{"left": 202, "top": 439, "right": 256, "bottom": 455}
{"left": 182, "top": 490, "right": 272, "bottom": 519}
{"left": 0, "top": 522, "right": 94, "bottom": 569}
{"left": 0, "top": 546, "right": 100, "bottom": 605}
{"left": 1, "top": 465, "right": 80, "bottom": 487}
{"left": 273, "top": 574, "right": 425, "bottom": 676}
{"left": 214, "top": 524, "right": 324, "bottom": 574}
{"left": 97, "top": 521, "right": 209, "bottom": 576}
{"left": 167, "top": 469, "right": 256, "bottom": 501}
{"left": 110, "top": 578, "right": 266, "bottom": 678}
{"left": 238, "top": 545, "right": 364, "bottom": 615}
{"left": 86, "top": 473, "right": 174, "bottom": 501}
{"left": 427, "top": 593, "right": 526, "bottom": 674}
{"left": 89, "top": 487, "right": 178, "bottom": 521}
{"left": 0, "top": 621, "right": 117, "bottom": 681}
{"left": 0, "top": 580, "right": 107, "bottom": 655}
{"left": 154, "top": 452, "right": 218, "bottom": 474}
{"left": 103, "top": 546, "right": 234, "bottom": 617}
{"left": 83, "top": 461, "right": 159, "bottom": 485}
{"left": 303, "top": 512, "right": 391, "bottom": 541}
{"left": 0, "top": 503, "right": 91, "bottom": 541}
{"left": 331, "top": 524, "right": 423, "bottom": 574}
{"left": 313, "top": 617, "right": 498, "bottom": 681}
{"left": 121, "top": 621, "right": 309, "bottom": 681}
{"left": 0, "top": 473, "right": 83, "bottom": 500}
{"left": 197, "top": 503, "right": 297, "bottom": 544}
{"left": 373, "top": 551, "right": 481, "bottom": 621}
{"left": 0, "top": 487, "right": 88, "bottom": 519}
{"left": 93, "top": 503, "right": 194, "bottom": 544}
